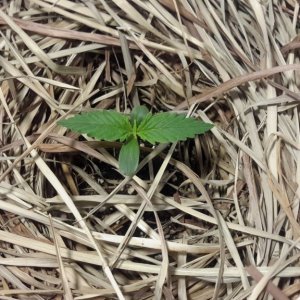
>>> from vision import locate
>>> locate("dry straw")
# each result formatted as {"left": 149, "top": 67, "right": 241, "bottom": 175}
{"left": 0, "top": 0, "right": 300, "bottom": 299}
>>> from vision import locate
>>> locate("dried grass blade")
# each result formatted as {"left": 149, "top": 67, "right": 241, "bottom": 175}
{"left": 0, "top": 10, "right": 84, "bottom": 75}
{"left": 176, "top": 64, "right": 300, "bottom": 109}
{"left": 49, "top": 215, "right": 73, "bottom": 300}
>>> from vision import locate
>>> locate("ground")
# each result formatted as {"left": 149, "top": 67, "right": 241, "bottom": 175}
{"left": 0, "top": 1, "right": 299, "bottom": 299}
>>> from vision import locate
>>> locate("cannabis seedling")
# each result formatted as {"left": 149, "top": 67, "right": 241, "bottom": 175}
{"left": 58, "top": 106, "right": 213, "bottom": 176}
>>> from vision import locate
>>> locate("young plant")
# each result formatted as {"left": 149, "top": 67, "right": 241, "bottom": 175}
{"left": 58, "top": 106, "right": 213, "bottom": 176}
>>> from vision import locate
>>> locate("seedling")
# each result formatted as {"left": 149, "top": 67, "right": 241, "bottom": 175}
{"left": 58, "top": 106, "right": 213, "bottom": 176}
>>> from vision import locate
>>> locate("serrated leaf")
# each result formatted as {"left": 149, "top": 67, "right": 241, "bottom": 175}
{"left": 58, "top": 110, "right": 132, "bottom": 141}
{"left": 119, "top": 136, "right": 139, "bottom": 176}
{"left": 130, "top": 105, "right": 150, "bottom": 126}
{"left": 137, "top": 112, "right": 213, "bottom": 144}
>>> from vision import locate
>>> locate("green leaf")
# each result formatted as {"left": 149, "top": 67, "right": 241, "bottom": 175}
{"left": 58, "top": 110, "right": 132, "bottom": 142}
{"left": 137, "top": 112, "right": 214, "bottom": 144}
{"left": 119, "top": 136, "right": 140, "bottom": 176}
{"left": 130, "top": 105, "right": 149, "bottom": 126}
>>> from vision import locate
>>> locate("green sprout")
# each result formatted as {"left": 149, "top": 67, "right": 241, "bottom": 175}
{"left": 58, "top": 106, "right": 213, "bottom": 176}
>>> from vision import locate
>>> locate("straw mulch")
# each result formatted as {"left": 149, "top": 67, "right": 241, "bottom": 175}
{"left": 0, "top": 1, "right": 300, "bottom": 299}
